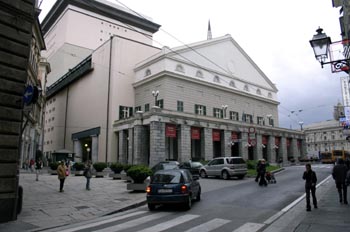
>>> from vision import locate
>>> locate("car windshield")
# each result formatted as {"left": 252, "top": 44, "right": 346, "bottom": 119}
{"left": 191, "top": 162, "right": 203, "bottom": 168}
{"left": 152, "top": 172, "right": 183, "bottom": 184}
{"left": 229, "top": 158, "right": 245, "bottom": 164}
{"left": 162, "top": 164, "right": 178, "bottom": 170}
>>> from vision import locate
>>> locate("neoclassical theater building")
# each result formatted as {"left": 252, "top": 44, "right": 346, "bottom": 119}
{"left": 42, "top": 0, "right": 304, "bottom": 166}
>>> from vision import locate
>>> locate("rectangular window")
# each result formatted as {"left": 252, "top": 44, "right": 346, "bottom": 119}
{"left": 229, "top": 111, "right": 239, "bottom": 121}
{"left": 213, "top": 108, "right": 223, "bottom": 118}
{"left": 135, "top": 106, "right": 141, "bottom": 112}
{"left": 195, "top": 104, "right": 206, "bottom": 116}
{"left": 269, "top": 118, "right": 274, "bottom": 127}
{"left": 145, "top": 103, "right": 150, "bottom": 112}
{"left": 257, "top": 116, "right": 264, "bottom": 125}
{"left": 156, "top": 99, "right": 164, "bottom": 109}
{"left": 119, "top": 105, "right": 133, "bottom": 119}
{"left": 177, "top": 101, "right": 184, "bottom": 112}
{"left": 243, "top": 113, "right": 253, "bottom": 123}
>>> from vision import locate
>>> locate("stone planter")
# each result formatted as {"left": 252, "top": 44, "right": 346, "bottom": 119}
{"left": 120, "top": 173, "right": 132, "bottom": 182}
{"left": 48, "top": 169, "right": 57, "bottom": 175}
{"left": 126, "top": 183, "right": 147, "bottom": 192}
{"left": 95, "top": 171, "right": 105, "bottom": 178}
{"left": 109, "top": 173, "right": 122, "bottom": 179}
{"left": 73, "top": 170, "right": 84, "bottom": 176}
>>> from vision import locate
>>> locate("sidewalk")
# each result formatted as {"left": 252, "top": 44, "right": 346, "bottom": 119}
{"left": 0, "top": 170, "right": 146, "bottom": 232}
{"left": 262, "top": 175, "right": 350, "bottom": 232}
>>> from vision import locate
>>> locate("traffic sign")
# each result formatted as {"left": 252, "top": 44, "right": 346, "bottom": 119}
{"left": 23, "top": 85, "right": 33, "bottom": 105}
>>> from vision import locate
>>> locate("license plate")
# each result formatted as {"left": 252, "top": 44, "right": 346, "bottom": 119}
{"left": 158, "top": 189, "right": 172, "bottom": 193}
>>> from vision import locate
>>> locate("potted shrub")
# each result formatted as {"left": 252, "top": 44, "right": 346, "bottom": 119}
{"left": 93, "top": 162, "right": 107, "bottom": 177}
{"left": 73, "top": 162, "right": 85, "bottom": 176}
{"left": 126, "top": 165, "right": 152, "bottom": 191}
{"left": 109, "top": 162, "right": 124, "bottom": 179}
{"left": 121, "top": 164, "right": 134, "bottom": 182}
{"left": 48, "top": 162, "right": 59, "bottom": 175}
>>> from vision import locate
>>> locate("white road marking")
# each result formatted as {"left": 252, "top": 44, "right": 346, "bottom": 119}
{"left": 93, "top": 212, "right": 172, "bottom": 232}
{"left": 136, "top": 214, "right": 200, "bottom": 232}
{"left": 183, "top": 218, "right": 230, "bottom": 232}
{"left": 59, "top": 211, "right": 146, "bottom": 232}
{"left": 232, "top": 222, "right": 265, "bottom": 232}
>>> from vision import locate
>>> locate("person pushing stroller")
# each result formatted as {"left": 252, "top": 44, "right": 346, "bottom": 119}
{"left": 266, "top": 171, "right": 276, "bottom": 184}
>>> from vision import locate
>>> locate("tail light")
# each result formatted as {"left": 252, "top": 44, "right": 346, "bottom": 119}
{"left": 146, "top": 186, "right": 151, "bottom": 194}
{"left": 181, "top": 185, "right": 188, "bottom": 194}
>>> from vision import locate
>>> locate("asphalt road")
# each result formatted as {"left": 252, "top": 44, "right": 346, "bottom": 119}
{"left": 54, "top": 164, "right": 333, "bottom": 232}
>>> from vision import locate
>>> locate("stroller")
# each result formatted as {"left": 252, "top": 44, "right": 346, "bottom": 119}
{"left": 265, "top": 171, "right": 276, "bottom": 184}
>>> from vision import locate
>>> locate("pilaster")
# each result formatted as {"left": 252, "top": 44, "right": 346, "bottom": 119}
{"left": 202, "top": 128, "right": 213, "bottom": 161}
{"left": 149, "top": 121, "right": 165, "bottom": 167}
{"left": 240, "top": 132, "right": 248, "bottom": 160}
{"left": 178, "top": 125, "right": 191, "bottom": 163}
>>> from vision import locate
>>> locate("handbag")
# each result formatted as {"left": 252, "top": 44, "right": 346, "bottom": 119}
{"left": 65, "top": 169, "right": 69, "bottom": 176}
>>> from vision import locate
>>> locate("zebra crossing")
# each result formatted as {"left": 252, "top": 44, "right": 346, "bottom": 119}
{"left": 57, "top": 210, "right": 265, "bottom": 232}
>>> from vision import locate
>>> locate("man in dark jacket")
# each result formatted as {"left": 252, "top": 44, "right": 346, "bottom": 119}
{"left": 332, "top": 158, "right": 348, "bottom": 204}
{"left": 258, "top": 159, "right": 267, "bottom": 186}
{"left": 303, "top": 163, "right": 317, "bottom": 211}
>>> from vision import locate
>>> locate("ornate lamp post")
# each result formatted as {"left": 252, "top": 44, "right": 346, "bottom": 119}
{"left": 299, "top": 121, "right": 304, "bottom": 131}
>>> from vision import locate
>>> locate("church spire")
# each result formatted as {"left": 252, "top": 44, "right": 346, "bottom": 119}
{"left": 207, "top": 20, "right": 212, "bottom": 40}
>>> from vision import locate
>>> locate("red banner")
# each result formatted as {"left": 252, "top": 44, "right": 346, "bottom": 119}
{"left": 191, "top": 127, "right": 201, "bottom": 140}
{"left": 262, "top": 136, "right": 268, "bottom": 145}
{"left": 231, "top": 132, "right": 238, "bottom": 140}
{"left": 275, "top": 137, "right": 280, "bottom": 146}
{"left": 165, "top": 124, "right": 176, "bottom": 138}
{"left": 212, "top": 129, "right": 221, "bottom": 141}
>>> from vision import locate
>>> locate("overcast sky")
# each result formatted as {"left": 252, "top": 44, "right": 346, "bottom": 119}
{"left": 39, "top": 0, "right": 345, "bottom": 130}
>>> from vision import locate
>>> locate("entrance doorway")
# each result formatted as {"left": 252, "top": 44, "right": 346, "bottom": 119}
{"left": 248, "top": 146, "right": 254, "bottom": 160}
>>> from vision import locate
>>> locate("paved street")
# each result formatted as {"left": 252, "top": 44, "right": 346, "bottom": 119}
{"left": 1, "top": 164, "right": 349, "bottom": 232}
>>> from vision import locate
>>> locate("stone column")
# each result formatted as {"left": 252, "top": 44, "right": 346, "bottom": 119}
{"left": 280, "top": 137, "right": 288, "bottom": 164}
{"left": 133, "top": 125, "right": 143, "bottom": 165}
{"left": 223, "top": 130, "right": 231, "bottom": 157}
{"left": 149, "top": 121, "right": 166, "bottom": 167}
{"left": 291, "top": 138, "right": 298, "bottom": 160}
{"left": 178, "top": 125, "right": 191, "bottom": 163}
{"left": 239, "top": 132, "right": 248, "bottom": 160}
{"left": 254, "top": 134, "right": 263, "bottom": 160}
{"left": 118, "top": 130, "right": 128, "bottom": 164}
{"left": 128, "top": 128, "right": 133, "bottom": 164}
{"left": 202, "top": 128, "right": 213, "bottom": 161}
{"left": 91, "top": 135, "right": 99, "bottom": 163}
{"left": 73, "top": 139, "right": 82, "bottom": 162}
{"left": 267, "top": 136, "right": 275, "bottom": 163}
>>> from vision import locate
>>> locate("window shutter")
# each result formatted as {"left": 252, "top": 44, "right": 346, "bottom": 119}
{"left": 203, "top": 106, "right": 206, "bottom": 115}
{"left": 119, "top": 106, "right": 123, "bottom": 119}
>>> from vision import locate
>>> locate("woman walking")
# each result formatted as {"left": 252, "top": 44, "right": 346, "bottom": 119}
{"left": 57, "top": 161, "right": 67, "bottom": 192}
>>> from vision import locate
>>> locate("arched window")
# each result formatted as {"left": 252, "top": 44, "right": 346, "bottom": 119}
{"left": 196, "top": 70, "right": 203, "bottom": 78}
{"left": 229, "top": 80, "right": 236, "bottom": 88}
{"left": 268, "top": 92, "right": 273, "bottom": 98}
{"left": 213, "top": 75, "right": 220, "bottom": 83}
{"left": 175, "top": 64, "right": 184, "bottom": 73}
{"left": 244, "top": 84, "right": 249, "bottom": 91}
{"left": 145, "top": 69, "right": 151, "bottom": 76}
{"left": 256, "top": 89, "right": 261, "bottom": 95}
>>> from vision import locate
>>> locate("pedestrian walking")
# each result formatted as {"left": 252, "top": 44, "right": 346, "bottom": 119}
{"left": 332, "top": 158, "right": 348, "bottom": 204}
{"left": 57, "top": 161, "right": 67, "bottom": 192}
{"left": 302, "top": 163, "right": 317, "bottom": 211}
{"left": 83, "top": 160, "right": 92, "bottom": 190}
{"left": 255, "top": 159, "right": 262, "bottom": 182}
{"left": 24, "top": 159, "right": 29, "bottom": 170}
{"left": 29, "top": 159, "right": 35, "bottom": 172}
{"left": 35, "top": 159, "right": 43, "bottom": 181}
{"left": 258, "top": 159, "right": 267, "bottom": 186}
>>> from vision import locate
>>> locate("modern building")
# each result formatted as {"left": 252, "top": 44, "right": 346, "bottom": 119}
{"left": 42, "top": 0, "right": 305, "bottom": 166}
{"left": 304, "top": 119, "right": 350, "bottom": 157}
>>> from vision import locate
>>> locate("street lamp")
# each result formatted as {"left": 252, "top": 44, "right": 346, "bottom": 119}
{"left": 309, "top": 27, "right": 349, "bottom": 70}
{"left": 152, "top": 90, "right": 159, "bottom": 107}
{"left": 221, "top": 105, "right": 228, "bottom": 119}
{"left": 299, "top": 121, "right": 304, "bottom": 131}
{"left": 86, "top": 147, "right": 90, "bottom": 160}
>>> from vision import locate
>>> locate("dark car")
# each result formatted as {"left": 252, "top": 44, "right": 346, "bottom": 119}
{"left": 179, "top": 161, "right": 204, "bottom": 175}
{"left": 151, "top": 161, "right": 179, "bottom": 173}
{"left": 146, "top": 169, "right": 201, "bottom": 210}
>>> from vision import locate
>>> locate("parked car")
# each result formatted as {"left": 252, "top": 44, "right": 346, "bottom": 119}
{"left": 146, "top": 169, "right": 201, "bottom": 210}
{"left": 199, "top": 157, "right": 247, "bottom": 180}
{"left": 151, "top": 161, "right": 179, "bottom": 173}
{"left": 179, "top": 161, "right": 204, "bottom": 175}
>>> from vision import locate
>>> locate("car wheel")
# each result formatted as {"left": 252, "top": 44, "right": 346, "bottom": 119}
{"left": 184, "top": 196, "right": 192, "bottom": 210}
{"left": 200, "top": 170, "right": 207, "bottom": 178}
{"left": 148, "top": 203, "right": 155, "bottom": 211}
{"left": 222, "top": 170, "right": 230, "bottom": 180}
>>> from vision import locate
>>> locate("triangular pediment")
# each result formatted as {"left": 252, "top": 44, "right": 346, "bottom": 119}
{"left": 163, "top": 35, "right": 277, "bottom": 91}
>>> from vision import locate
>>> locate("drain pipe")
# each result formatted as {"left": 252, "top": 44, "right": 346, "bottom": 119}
{"left": 105, "top": 36, "right": 113, "bottom": 163}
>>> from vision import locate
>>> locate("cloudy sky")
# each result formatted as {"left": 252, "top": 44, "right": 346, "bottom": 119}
{"left": 39, "top": 0, "right": 345, "bottom": 130}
